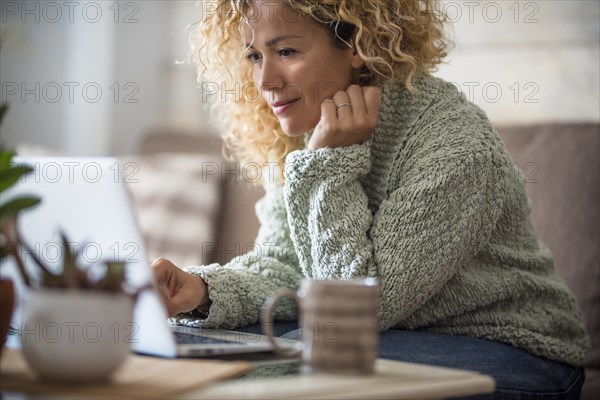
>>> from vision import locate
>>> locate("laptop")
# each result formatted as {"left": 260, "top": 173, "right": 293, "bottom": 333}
{"left": 2, "top": 156, "right": 287, "bottom": 357}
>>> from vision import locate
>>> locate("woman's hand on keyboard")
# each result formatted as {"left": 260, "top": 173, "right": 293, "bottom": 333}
{"left": 151, "top": 258, "right": 209, "bottom": 316}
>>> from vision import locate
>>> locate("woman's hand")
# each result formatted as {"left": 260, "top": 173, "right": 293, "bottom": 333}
{"left": 151, "top": 258, "right": 209, "bottom": 317}
{"left": 307, "top": 85, "right": 382, "bottom": 150}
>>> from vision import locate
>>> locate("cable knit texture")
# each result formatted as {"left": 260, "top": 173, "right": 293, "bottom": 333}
{"left": 176, "top": 73, "right": 590, "bottom": 367}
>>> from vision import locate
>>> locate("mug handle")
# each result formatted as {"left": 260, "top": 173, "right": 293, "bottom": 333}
{"left": 261, "top": 289, "right": 302, "bottom": 357}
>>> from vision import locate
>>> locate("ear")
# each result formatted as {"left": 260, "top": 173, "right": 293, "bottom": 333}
{"left": 350, "top": 46, "right": 365, "bottom": 69}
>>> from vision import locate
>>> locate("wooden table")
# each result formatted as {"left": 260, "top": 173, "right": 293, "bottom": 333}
{"left": 188, "top": 356, "right": 495, "bottom": 399}
{"left": 2, "top": 341, "right": 495, "bottom": 400}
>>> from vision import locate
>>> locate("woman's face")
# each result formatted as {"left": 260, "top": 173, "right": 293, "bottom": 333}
{"left": 243, "top": 1, "right": 363, "bottom": 137}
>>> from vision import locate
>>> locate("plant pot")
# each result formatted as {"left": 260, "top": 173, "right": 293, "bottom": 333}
{"left": 1, "top": 279, "right": 15, "bottom": 355}
{"left": 20, "top": 288, "right": 134, "bottom": 383}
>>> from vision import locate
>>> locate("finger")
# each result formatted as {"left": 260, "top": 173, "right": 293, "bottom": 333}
{"left": 151, "top": 258, "right": 171, "bottom": 284}
{"left": 362, "top": 86, "right": 383, "bottom": 117}
{"left": 320, "top": 99, "right": 337, "bottom": 125}
{"left": 346, "top": 84, "right": 366, "bottom": 117}
{"left": 151, "top": 263, "right": 167, "bottom": 286}
{"left": 332, "top": 90, "right": 352, "bottom": 118}
{"left": 151, "top": 258, "right": 179, "bottom": 297}
{"left": 151, "top": 257, "right": 174, "bottom": 270}
{"left": 165, "top": 270, "right": 177, "bottom": 298}
{"left": 156, "top": 271, "right": 174, "bottom": 299}
{"left": 155, "top": 284, "right": 174, "bottom": 316}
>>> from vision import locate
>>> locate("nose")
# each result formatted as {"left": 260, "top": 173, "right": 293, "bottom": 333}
{"left": 255, "top": 57, "right": 284, "bottom": 93}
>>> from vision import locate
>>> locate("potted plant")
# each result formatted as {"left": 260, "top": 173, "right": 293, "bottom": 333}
{"left": 0, "top": 102, "right": 39, "bottom": 355}
{"left": 13, "top": 236, "right": 139, "bottom": 383}
{"left": 0, "top": 110, "right": 149, "bottom": 382}
{"left": 0, "top": 151, "right": 38, "bottom": 354}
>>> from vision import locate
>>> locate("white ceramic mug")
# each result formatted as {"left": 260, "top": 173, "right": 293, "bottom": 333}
{"left": 262, "top": 278, "right": 379, "bottom": 374}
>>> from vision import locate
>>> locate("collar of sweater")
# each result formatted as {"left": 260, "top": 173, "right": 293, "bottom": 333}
{"left": 367, "top": 73, "right": 458, "bottom": 205}
{"left": 373, "top": 73, "right": 455, "bottom": 161}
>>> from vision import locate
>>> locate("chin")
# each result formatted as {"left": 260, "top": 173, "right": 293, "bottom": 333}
{"left": 279, "top": 118, "right": 319, "bottom": 138}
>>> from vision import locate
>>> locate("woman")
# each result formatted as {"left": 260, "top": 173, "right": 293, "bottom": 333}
{"left": 153, "top": 1, "right": 589, "bottom": 398}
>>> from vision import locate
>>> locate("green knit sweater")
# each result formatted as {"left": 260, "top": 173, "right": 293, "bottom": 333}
{"left": 179, "top": 73, "right": 590, "bottom": 367}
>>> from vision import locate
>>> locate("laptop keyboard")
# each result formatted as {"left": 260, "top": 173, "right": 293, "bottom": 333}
{"left": 173, "top": 331, "right": 240, "bottom": 345}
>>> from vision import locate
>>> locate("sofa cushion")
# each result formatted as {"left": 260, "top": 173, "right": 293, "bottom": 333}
{"left": 495, "top": 123, "right": 599, "bottom": 372}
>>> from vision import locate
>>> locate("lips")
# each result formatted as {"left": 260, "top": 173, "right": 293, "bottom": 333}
{"left": 271, "top": 98, "right": 299, "bottom": 115}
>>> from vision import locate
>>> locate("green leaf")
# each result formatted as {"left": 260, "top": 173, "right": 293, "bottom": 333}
{"left": 60, "top": 230, "right": 78, "bottom": 288}
{"left": 0, "top": 196, "right": 41, "bottom": 217}
{"left": 0, "top": 149, "right": 16, "bottom": 167}
{"left": 0, "top": 164, "right": 34, "bottom": 193}
{"left": 97, "top": 261, "right": 126, "bottom": 292}
{"left": 0, "top": 103, "right": 8, "bottom": 127}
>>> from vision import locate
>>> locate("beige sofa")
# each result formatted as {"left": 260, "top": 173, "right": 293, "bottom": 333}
{"left": 497, "top": 123, "right": 599, "bottom": 399}
{"left": 128, "top": 123, "right": 599, "bottom": 398}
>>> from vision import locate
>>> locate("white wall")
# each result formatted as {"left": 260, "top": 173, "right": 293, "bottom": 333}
{"left": 109, "top": 1, "right": 168, "bottom": 155}
{"left": 434, "top": 0, "right": 600, "bottom": 124}
{"left": 0, "top": 0, "right": 207, "bottom": 156}
{"left": 1, "top": 1, "right": 72, "bottom": 151}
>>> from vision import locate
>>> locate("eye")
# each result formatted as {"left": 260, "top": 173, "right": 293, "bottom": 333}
{"left": 246, "top": 50, "right": 261, "bottom": 63}
{"left": 278, "top": 48, "right": 296, "bottom": 58}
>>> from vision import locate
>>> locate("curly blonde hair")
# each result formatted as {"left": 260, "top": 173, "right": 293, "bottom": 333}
{"left": 190, "top": 0, "right": 452, "bottom": 182}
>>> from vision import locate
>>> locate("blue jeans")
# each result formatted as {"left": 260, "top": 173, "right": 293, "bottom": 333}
{"left": 234, "top": 322, "right": 584, "bottom": 399}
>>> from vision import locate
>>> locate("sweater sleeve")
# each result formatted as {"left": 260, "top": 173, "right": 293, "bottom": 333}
{"left": 283, "top": 130, "right": 504, "bottom": 331}
{"left": 176, "top": 181, "right": 302, "bottom": 329}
